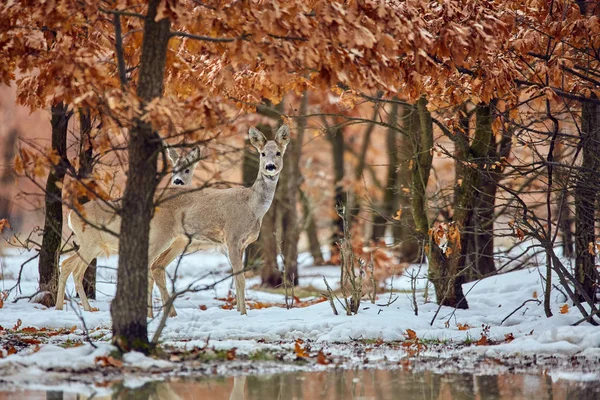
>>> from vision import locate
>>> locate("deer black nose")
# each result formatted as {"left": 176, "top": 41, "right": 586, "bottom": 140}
{"left": 173, "top": 179, "right": 184, "bottom": 185}
{"left": 266, "top": 164, "right": 276, "bottom": 171}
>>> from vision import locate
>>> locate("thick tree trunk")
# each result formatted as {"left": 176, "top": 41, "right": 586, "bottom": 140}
{"left": 111, "top": 1, "right": 170, "bottom": 353}
{"left": 410, "top": 98, "right": 468, "bottom": 309}
{"left": 462, "top": 104, "right": 498, "bottom": 280}
{"left": 280, "top": 92, "right": 307, "bottom": 286}
{"left": 575, "top": 98, "right": 600, "bottom": 302}
{"left": 393, "top": 106, "right": 420, "bottom": 262}
{"left": 371, "top": 101, "right": 399, "bottom": 241}
{"left": 78, "top": 108, "right": 97, "bottom": 299}
{"left": 37, "top": 102, "right": 71, "bottom": 307}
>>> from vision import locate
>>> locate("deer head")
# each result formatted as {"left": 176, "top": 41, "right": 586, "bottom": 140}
{"left": 249, "top": 125, "right": 290, "bottom": 178}
{"left": 167, "top": 146, "right": 203, "bottom": 186}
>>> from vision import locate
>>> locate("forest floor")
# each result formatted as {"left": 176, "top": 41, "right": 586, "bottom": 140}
{"left": 0, "top": 245, "right": 599, "bottom": 395}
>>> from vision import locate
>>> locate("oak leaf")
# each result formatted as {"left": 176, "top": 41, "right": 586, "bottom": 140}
{"left": 316, "top": 350, "right": 330, "bottom": 365}
{"left": 559, "top": 304, "right": 569, "bottom": 314}
{"left": 294, "top": 339, "right": 309, "bottom": 358}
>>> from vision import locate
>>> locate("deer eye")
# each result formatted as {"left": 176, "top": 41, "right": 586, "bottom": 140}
{"left": 276, "top": 152, "right": 281, "bottom": 156}
{"left": 261, "top": 152, "right": 266, "bottom": 157}
{"left": 185, "top": 169, "right": 190, "bottom": 174}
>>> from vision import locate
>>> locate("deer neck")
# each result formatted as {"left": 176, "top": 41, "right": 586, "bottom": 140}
{"left": 250, "top": 170, "right": 280, "bottom": 218}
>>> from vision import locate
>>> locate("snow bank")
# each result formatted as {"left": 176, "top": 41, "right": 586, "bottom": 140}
{"left": 0, "top": 246, "right": 598, "bottom": 373}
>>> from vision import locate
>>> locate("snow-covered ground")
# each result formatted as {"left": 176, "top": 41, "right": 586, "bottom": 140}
{"left": 0, "top": 244, "right": 598, "bottom": 383}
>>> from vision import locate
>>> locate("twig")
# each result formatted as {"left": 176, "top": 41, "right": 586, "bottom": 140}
{"left": 501, "top": 298, "right": 541, "bottom": 325}
{"left": 323, "top": 277, "right": 338, "bottom": 316}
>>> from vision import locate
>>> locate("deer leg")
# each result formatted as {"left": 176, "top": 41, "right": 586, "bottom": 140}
{"left": 61, "top": 248, "right": 100, "bottom": 311}
{"left": 147, "top": 274, "right": 155, "bottom": 318}
{"left": 227, "top": 240, "right": 247, "bottom": 315}
{"left": 151, "top": 237, "right": 189, "bottom": 317}
{"left": 56, "top": 254, "right": 81, "bottom": 310}
{"left": 150, "top": 238, "right": 189, "bottom": 317}
{"left": 151, "top": 246, "right": 178, "bottom": 318}
{"left": 148, "top": 237, "right": 177, "bottom": 318}
{"left": 73, "top": 267, "right": 92, "bottom": 311}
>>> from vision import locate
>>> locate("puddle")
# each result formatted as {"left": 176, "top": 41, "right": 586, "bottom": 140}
{"left": 1, "top": 369, "right": 599, "bottom": 400}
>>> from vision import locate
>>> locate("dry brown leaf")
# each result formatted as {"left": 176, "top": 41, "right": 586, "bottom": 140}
{"left": 294, "top": 339, "right": 309, "bottom": 358}
{"left": 457, "top": 323, "right": 470, "bottom": 331}
{"left": 226, "top": 348, "right": 237, "bottom": 360}
{"left": 405, "top": 329, "right": 417, "bottom": 340}
{"left": 95, "top": 355, "right": 123, "bottom": 368}
{"left": 559, "top": 304, "right": 569, "bottom": 314}
{"left": 316, "top": 350, "right": 330, "bottom": 365}
{"left": 0, "top": 219, "right": 11, "bottom": 234}
{"left": 475, "top": 335, "right": 489, "bottom": 346}
{"left": 13, "top": 319, "right": 22, "bottom": 331}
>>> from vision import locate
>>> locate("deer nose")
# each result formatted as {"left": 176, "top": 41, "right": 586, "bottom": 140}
{"left": 266, "top": 164, "right": 276, "bottom": 171}
{"left": 173, "top": 179, "right": 184, "bottom": 185}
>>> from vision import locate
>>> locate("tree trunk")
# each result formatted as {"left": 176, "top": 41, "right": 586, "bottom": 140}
{"left": 79, "top": 107, "right": 97, "bottom": 300}
{"left": 301, "top": 190, "right": 324, "bottom": 265}
{"left": 280, "top": 92, "right": 307, "bottom": 286}
{"left": 410, "top": 97, "right": 468, "bottom": 309}
{"left": 393, "top": 106, "right": 420, "bottom": 262}
{"left": 327, "top": 126, "right": 346, "bottom": 261}
{"left": 111, "top": 1, "right": 170, "bottom": 353}
{"left": 38, "top": 103, "right": 71, "bottom": 307}
{"left": 243, "top": 135, "right": 261, "bottom": 271}
{"left": 575, "top": 98, "right": 600, "bottom": 302}
{"left": 462, "top": 104, "right": 499, "bottom": 280}
{"left": 556, "top": 148, "right": 574, "bottom": 259}
{"left": 0, "top": 129, "right": 19, "bottom": 228}
{"left": 259, "top": 197, "right": 281, "bottom": 287}
{"left": 371, "top": 101, "right": 399, "bottom": 241}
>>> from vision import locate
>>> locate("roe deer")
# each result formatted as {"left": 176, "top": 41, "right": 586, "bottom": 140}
{"left": 146, "top": 145, "right": 203, "bottom": 317}
{"left": 56, "top": 126, "right": 289, "bottom": 316}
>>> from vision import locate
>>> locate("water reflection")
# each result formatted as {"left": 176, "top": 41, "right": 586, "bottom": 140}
{"left": 1, "top": 369, "right": 599, "bottom": 400}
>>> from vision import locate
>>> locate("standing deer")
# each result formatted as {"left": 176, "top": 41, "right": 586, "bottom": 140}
{"left": 147, "top": 145, "right": 203, "bottom": 317}
{"left": 56, "top": 125, "right": 289, "bottom": 316}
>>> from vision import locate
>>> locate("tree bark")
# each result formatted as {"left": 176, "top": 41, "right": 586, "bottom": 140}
{"left": 0, "top": 129, "right": 19, "bottom": 227}
{"left": 410, "top": 97, "right": 468, "bottom": 309}
{"left": 253, "top": 122, "right": 284, "bottom": 287}
{"left": 371, "top": 101, "right": 399, "bottom": 241}
{"left": 301, "top": 190, "right": 324, "bottom": 265}
{"left": 461, "top": 104, "right": 499, "bottom": 280}
{"left": 243, "top": 135, "right": 261, "bottom": 271}
{"left": 393, "top": 106, "right": 420, "bottom": 262}
{"left": 280, "top": 92, "right": 308, "bottom": 286}
{"left": 327, "top": 126, "right": 346, "bottom": 261}
{"left": 78, "top": 107, "right": 97, "bottom": 300}
{"left": 111, "top": 0, "right": 170, "bottom": 353}
{"left": 38, "top": 102, "right": 71, "bottom": 307}
{"left": 575, "top": 97, "right": 600, "bottom": 302}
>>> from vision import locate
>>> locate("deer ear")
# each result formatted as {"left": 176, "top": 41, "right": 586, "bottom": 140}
{"left": 166, "top": 147, "right": 179, "bottom": 165}
{"left": 275, "top": 125, "right": 290, "bottom": 150}
{"left": 249, "top": 127, "right": 267, "bottom": 150}
{"left": 188, "top": 146, "right": 200, "bottom": 161}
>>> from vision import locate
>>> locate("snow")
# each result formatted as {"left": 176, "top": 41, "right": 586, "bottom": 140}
{"left": 0, "top": 244, "right": 598, "bottom": 377}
